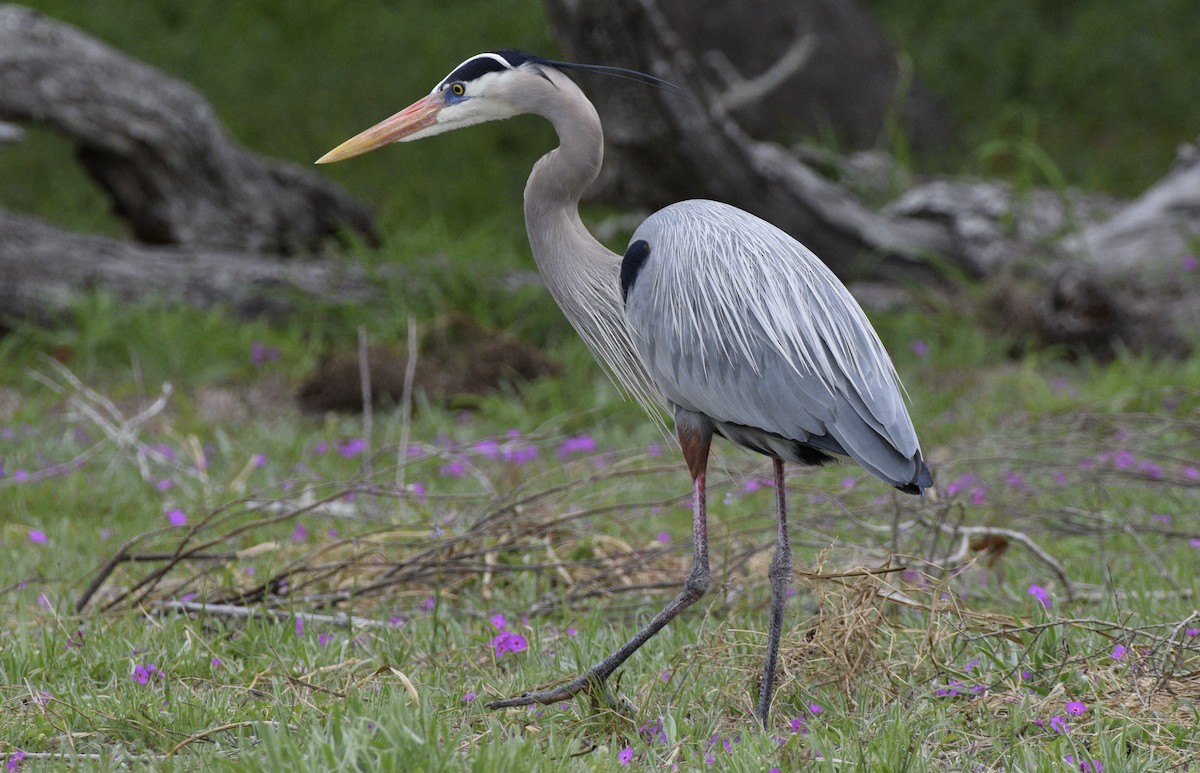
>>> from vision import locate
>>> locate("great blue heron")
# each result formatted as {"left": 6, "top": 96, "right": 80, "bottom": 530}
{"left": 318, "top": 50, "right": 932, "bottom": 728}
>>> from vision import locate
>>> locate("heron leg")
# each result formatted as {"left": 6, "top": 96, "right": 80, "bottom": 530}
{"left": 756, "top": 458, "right": 791, "bottom": 729}
{"left": 486, "top": 412, "right": 712, "bottom": 712}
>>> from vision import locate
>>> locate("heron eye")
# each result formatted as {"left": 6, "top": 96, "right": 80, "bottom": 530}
{"left": 449, "top": 82, "right": 466, "bottom": 97}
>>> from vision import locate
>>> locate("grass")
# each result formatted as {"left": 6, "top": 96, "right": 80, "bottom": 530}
{"left": 2, "top": 300, "right": 1199, "bottom": 770}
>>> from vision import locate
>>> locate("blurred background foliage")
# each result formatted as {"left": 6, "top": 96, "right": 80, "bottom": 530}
{"left": 1, "top": 0, "right": 1198, "bottom": 387}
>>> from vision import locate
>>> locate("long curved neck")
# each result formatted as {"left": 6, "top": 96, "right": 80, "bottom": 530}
{"left": 523, "top": 74, "right": 610, "bottom": 278}
{"left": 521, "top": 73, "right": 662, "bottom": 413}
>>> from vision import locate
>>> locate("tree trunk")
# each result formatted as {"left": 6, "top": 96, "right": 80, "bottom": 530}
{"left": 0, "top": 4, "right": 376, "bottom": 255}
{"left": 0, "top": 209, "right": 377, "bottom": 327}
{"left": 544, "top": 0, "right": 1196, "bottom": 357}
{"left": 544, "top": 0, "right": 957, "bottom": 283}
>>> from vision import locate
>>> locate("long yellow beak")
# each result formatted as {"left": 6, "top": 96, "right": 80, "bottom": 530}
{"left": 315, "top": 94, "right": 443, "bottom": 164}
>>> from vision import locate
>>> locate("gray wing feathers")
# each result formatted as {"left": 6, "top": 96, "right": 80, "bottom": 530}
{"left": 624, "top": 200, "right": 922, "bottom": 484}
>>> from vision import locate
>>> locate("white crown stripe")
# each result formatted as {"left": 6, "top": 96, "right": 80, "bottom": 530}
{"left": 432, "top": 53, "right": 517, "bottom": 93}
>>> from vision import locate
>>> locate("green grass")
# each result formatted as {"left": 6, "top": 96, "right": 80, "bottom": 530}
{"left": 3, "top": 300, "right": 1199, "bottom": 770}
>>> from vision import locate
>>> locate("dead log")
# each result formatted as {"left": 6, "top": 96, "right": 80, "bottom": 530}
{"left": 0, "top": 209, "right": 377, "bottom": 326}
{"left": 544, "top": 0, "right": 957, "bottom": 283}
{"left": 658, "top": 0, "right": 951, "bottom": 151}
{"left": 0, "top": 4, "right": 376, "bottom": 254}
{"left": 545, "top": 0, "right": 1196, "bottom": 358}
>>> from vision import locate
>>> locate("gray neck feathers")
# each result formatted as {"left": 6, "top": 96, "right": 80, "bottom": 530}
{"left": 521, "top": 72, "right": 664, "bottom": 415}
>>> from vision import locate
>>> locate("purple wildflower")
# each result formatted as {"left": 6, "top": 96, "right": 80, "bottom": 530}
{"left": 131, "top": 663, "right": 161, "bottom": 684}
{"left": 291, "top": 523, "right": 309, "bottom": 542}
{"left": 505, "top": 444, "right": 538, "bottom": 465}
{"left": 155, "top": 478, "right": 174, "bottom": 492}
{"left": 1111, "top": 644, "right": 1127, "bottom": 660}
{"left": 439, "top": 460, "right": 467, "bottom": 477}
{"left": 1049, "top": 715, "right": 1069, "bottom": 734}
{"left": 422, "top": 596, "right": 436, "bottom": 612}
{"left": 166, "top": 509, "right": 187, "bottom": 527}
{"left": 1027, "top": 584, "right": 1052, "bottom": 609}
{"left": 617, "top": 747, "right": 634, "bottom": 766}
{"left": 211, "top": 657, "right": 223, "bottom": 667}
{"left": 28, "top": 530, "right": 47, "bottom": 545}
{"left": 566, "top": 627, "right": 578, "bottom": 637}
{"left": 251, "top": 341, "right": 281, "bottom": 367}
{"left": 489, "top": 613, "right": 507, "bottom": 631}
{"left": 462, "top": 691, "right": 477, "bottom": 702}
{"left": 317, "top": 633, "right": 334, "bottom": 647}
{"left": 472, "top": 439, "right": 501, "bottom": 459}
{"left": 657, "top": 531, "right": 671, "bottom": 544}
{"left": 943, "top": 473, "right": 976, "bottom": 497}
{"left": 295, "top": 616, "right": 305, "bottom": 637}
{"left": 1066, "top": 700, "right": 1086, "bottom": 715}
{"left": 790, "top": 716, "right": 807, "bottom": 734}
{"left": 490, "top": 630, "right": 528, "bottom": 657}
{"left": 337, "top": 438, "right": 367, "bottom": 458}
{"left": 1185, "top": 628, "right": 1199, "bottom": 638}
{"left": 6, "top": 750, "right": 26, "bottom": 772}
{"left": 639, "top": 718, "right": 667, "bottom": 744}
{"left": 251, "top": 453, "right": 267, "bottom": 468}
{"left": 1183, "top": 255, "right": 1198, "bottom": 272}
{"left": 808, "top": 702, "right": 823, "bottom": 715}
{"left": 911, "top": 339, "right": 930, "bottom": 357}
{"left": 647, "top": 442, "right": 662, "bottom": 457}
{"left": 557, "top": 434, "right": 597, "bottom": 458}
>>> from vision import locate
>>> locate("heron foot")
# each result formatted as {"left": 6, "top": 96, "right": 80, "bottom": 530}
{"left": 484, "top": 671, "right": 629, "bottom": 713}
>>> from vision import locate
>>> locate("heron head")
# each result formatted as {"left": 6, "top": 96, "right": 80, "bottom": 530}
{"left": 316, "top": 51, "right": 552, "bottom": 164}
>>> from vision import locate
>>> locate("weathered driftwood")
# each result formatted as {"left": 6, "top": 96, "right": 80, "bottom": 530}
{"left": 544, "top": 0, "right": 957, "bottom": 284}
{"left": 0, "top": 4, "right": 376, "bottom": 254}
{"left": 544, "top": 0, "right": 1197, "bottom": 356}
{"left": 0, "top": 210, "right": 377, "bottom": 325}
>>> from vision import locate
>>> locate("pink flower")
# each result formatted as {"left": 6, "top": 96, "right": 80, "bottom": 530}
{"left": 1185, "top": 628, "right": 1199, "bottom": 638}
{"left": 6, "top": 750, "right": 26, "bottom": 771}
{"left": 1066, "top": 700, "right": 1086, "bottom": 715}
{"left": 337, "top": 438, "right": 367, "bottom": 458}
{"left": 131, "top": 663, "right": 161, "bottom": 684}
{"left": 490, "top": 630, "right": 528, "bottom": 657}
{"left": 557, "top": 434, "right": 597, "bottom": 458}
{"left": 27, "top": 530, "right": 47, "bottom": 545}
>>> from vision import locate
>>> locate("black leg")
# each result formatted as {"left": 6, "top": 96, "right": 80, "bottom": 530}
{"left": 486, "top": 412, "right": 713, "bottom": 712}
{"left": 756, "top": 458, "right": 791, "bottom": 729}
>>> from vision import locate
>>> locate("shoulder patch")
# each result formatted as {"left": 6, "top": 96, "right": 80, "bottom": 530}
{"left": 620, "top": 239, "right": 652, "bottom": 304}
